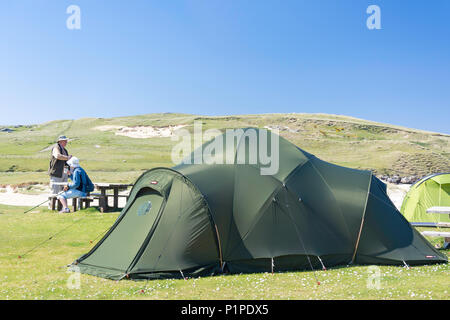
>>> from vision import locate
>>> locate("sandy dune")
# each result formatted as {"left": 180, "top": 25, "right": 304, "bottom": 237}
{"left": 386, "top": 183, "right": 411, "bottom": 209}
{"left": 93, "top": 125, "right": 187, "bottom": 138}
{"left": 0, "top": 186, "right": 50, "bottom": 207}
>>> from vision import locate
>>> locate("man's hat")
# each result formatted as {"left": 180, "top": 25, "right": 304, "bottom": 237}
{"left": 57, "top": 135, "right": 69, "bottom": 142}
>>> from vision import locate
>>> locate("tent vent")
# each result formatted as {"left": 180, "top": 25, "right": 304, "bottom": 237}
{"left": 137, "top": 201, "right": 152, "bottom": 216}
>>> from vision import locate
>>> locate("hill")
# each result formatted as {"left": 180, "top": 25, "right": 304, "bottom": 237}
{"left": 0, "top": 113, "right": 449, "bottom": 186}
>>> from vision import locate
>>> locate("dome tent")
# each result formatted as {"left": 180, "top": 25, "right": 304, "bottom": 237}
{"left": 401, "top": 173, "right": 450, "bottom": 223}
{"left": 72, "top": 128, "right": 446, "bottom": 280}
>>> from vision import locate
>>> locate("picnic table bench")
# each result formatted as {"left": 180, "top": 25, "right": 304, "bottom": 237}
{"left": 426, "top": 206, "right": 450, "bottom": 217}
{"left": 49, "top": 182, "right": 133, "bottom": 212}
{"left": 410, "top": 222, "right": 450, "bottom": 228}
{"left": 48, "top": 195, "right": 94, "bottom": 212}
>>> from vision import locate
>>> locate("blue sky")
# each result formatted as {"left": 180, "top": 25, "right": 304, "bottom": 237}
{"left": 1, "top": 1, "right": 449, "bottom": 134}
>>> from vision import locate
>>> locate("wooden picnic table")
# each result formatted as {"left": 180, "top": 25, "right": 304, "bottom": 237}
{"left": 51, "top": 182, "right": 133, "bottom": 212}
{"left": 94, "top": 183, "right": 133, "bottom": 212}
{"left": 425, "top": 206, "right": 450, "bottom": 246}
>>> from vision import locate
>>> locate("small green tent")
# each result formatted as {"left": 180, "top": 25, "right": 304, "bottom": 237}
{"left": 72, "top": 129, "right": 446, "bottom": 280}
{"left": 401, "top": 173, "right": 450, "bottom": 223}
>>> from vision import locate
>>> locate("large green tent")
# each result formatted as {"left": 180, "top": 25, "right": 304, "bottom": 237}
{"left": 72, "top": 129, "right": 446, "bottom": 280}
{"left": 401, "top": 173, "right": 450, "bottom": 223}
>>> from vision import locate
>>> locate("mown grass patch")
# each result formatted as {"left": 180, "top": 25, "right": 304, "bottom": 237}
{"left": 0, "top": 204, "right": 448, "bottom": 300}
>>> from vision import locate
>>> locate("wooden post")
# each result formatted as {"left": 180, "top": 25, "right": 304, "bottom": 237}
{"left": 113, "top": 187, "right": 119, "bottom": 210}
{"left": 100, "top": 188, "right": 107, "bottom": 212}
{"left": 50, "top": 197, "right": 56, "bottom": 211}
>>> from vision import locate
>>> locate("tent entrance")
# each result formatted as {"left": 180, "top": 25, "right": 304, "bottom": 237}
{"left": 76, "top": 187, "right": 164, "bottom": 273}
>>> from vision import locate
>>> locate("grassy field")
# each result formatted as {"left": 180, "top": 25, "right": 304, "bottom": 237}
{"left": 0, "top": 204, "right": 448, "bottom": 300}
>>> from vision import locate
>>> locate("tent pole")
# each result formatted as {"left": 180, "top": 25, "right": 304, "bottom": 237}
{"left": 271, "top": 257, "right": 274, "bottom": 275}
{"left": 351, "top": 174, "right": 373, "bottom": 264}
{"left": 439, "top": 183, "right": 442, "bottom": 206}
{"left": 317, "top": 256, "right": 326, "bottom": 271}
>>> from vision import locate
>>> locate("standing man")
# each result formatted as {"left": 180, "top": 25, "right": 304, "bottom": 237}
{"left": 48, "top": 135, "right": 72, "bottom": 196}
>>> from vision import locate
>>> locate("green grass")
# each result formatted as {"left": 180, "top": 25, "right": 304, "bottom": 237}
{"left": 0, "top": 204, "right": 448, "bottom": 300}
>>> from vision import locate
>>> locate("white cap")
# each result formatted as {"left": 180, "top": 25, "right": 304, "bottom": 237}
{"left": 67, "top": 157, "right": 80, "bottom": 168}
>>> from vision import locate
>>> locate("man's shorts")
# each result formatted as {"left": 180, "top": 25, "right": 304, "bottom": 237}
{"left": 50, "top": 173, "right": 68, "bottom": 195}
{"left": 57, "top": 189, "right": 87, "bottom": 200}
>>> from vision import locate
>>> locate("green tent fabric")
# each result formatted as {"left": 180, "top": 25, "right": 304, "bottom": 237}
{"left": 72, "top": 129, "right": 447, "bottom": 280}
{"left": 401, "top": 173, "right": 450, "bottom": 223}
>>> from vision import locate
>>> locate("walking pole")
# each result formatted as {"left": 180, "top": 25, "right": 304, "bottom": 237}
{"left": 23, "top": 190, "right": 64, "bottom": 214}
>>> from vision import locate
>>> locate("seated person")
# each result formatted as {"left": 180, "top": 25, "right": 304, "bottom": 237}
{"left": 57, "top": 157, "right": 94, "bottom": 213}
